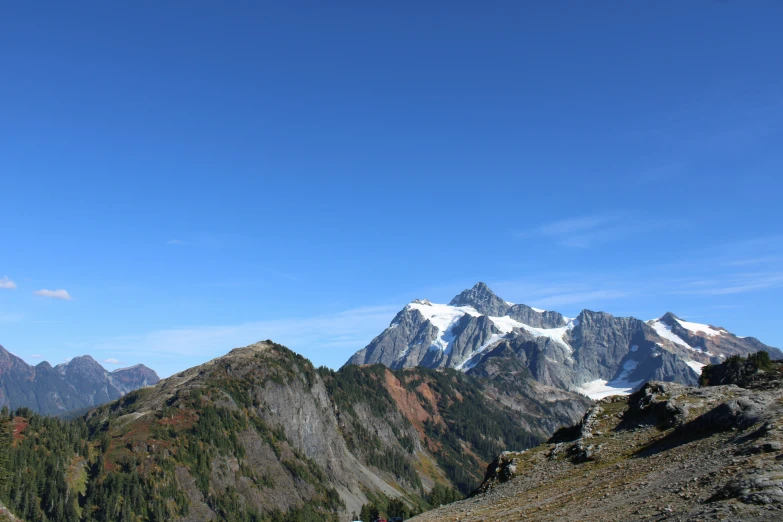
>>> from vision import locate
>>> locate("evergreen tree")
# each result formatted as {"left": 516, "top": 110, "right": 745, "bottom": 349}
{"left": 0, "top": 410, "right": 10, "bottom": 488}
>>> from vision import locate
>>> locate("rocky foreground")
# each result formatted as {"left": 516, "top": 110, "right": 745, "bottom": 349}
{"left": 411, "top": 361, "right": 783, "bottom": 521}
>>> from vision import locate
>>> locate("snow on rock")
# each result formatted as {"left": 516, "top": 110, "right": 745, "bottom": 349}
{"left": 674, "top": 318, "right": 724, "bottom": 337}
{"left": 488, "top": 315, "right": 523, "bottom": 334}
{"left": 685, "top": 359, "right": 706, "bottom": 376}
{"left": 531, "top": 307, "right": 546, "bottom": 313}
{"left": 406, "top": 300, "right": 481, "bottom": 352}
{"left": 616, "top": 358, "right": 639, "bottom": 381}
{"left": 650, "top": 319, "right": 692, "bottom": 349}
{"left": 455, "top": 334, "right": 505, "bottom": 371}
{"left": 575, "top": 378, "right": 644, "bottom": 400}
{"left": 487, "top": 315, "right": 574, "bottom": 351}
{"left": 406, "top": 299, "right": 578, "bottom": 367}
{"left": 651, "top": 320, "right": 716, "bottom": 356}
{"left": 520, "top": 323, "right": 572, "bottom": 350}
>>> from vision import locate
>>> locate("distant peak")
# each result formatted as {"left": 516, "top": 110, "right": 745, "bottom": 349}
{"left": 56, "top": 355, "right": 107, "bottom": 376}
{"left": 449, "top": 282, "right": 498, "bottom": 303}
{"left": 448, "top": 282, "right": 510, "bottom": 316}
{"left": 112, "top": 364, "right": 151, "bottom": 373}
{"left": 659, "top": 312, "right": 681, "bottom": 324}
{"left": 70, "top": 354, "right": 99, "bottom": 363}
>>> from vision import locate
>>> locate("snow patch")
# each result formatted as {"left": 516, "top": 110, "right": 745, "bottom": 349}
{"left": 575, "top": 378, "right": 644, "bottom": 400}
{"left": 650, "top": 320, "right": 691, "bottom": 349}
{"left": 488, "top": 315, "right": 523, "bottom": 334}
{"left": 531, "top": 307, "right": 546, "bottom": 313}
{"left": 518, "top": 321, "right": 573, "bottom": 351}
{"left": 616, "top": 358, "right": 639, "bottom": 381}
{"left": 488, "top": 314, "right": 573, "bottom": 350}
{"left": 455, "top": 334, "right": 504, "bottom": 371}
{"left": 675, "top": 318, "right": 723, "bottom": 337}
{"left": 406, "top": 300, "right": 481, "bottom": 353}
{"left": 630, "top": 345, "right": 639, "bottom": 352}
{"left": 685, "top": 360, "right": 706, "bottom": 375}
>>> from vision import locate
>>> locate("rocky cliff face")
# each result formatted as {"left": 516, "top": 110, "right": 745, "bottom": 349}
{"left": 346, "top": 283, "right": 781, "bottom": 399}
{"left": 0, "top": 345, "right": 159, "bottom": 415}
{"left": 108, "top": 364, "right": 161, "bottom": 394}
{"left": 68, "top": 340, "right": 589, "bottom": 520}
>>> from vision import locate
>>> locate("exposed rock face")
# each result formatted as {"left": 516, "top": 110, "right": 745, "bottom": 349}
{"left": 109, "top": 364, "right": 161, "bottom": 394}
{"left": 448, "top": 282, "right": 511, "bottom": 316}
{"left": 411, "top": 363, "right": 783, "bottom": 522}
{"left": 346, "top": 283, "right": 779, "bottom": 399}
{"left": 0, "top": 344, "right": 159, "bottom": 415}
{"left": 648, "top": 312, "right": 782, "bottom": 367}
{"left": 74, "top": 341, "right": 589, "bottom": 520}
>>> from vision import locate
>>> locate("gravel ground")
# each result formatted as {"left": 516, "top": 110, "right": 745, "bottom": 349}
{"left": 411, "top": 382, "right": 783, "bottom": 522}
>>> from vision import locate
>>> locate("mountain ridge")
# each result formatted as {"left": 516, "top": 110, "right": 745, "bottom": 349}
{"left": 0, "top": 339, "right": 590, "bottom": 521}
{"left": 346, "top": 283, "right": 781, "bottom": 399}
{"left": 0, "top": 344, "right": 160, "bottom": 415}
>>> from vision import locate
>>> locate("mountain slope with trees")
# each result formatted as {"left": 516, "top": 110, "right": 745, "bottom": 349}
{"left": 0, "top": 341, "right": 589, "bottom": 521}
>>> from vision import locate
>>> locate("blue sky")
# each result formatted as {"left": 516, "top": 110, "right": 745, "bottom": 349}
{"left": 1, "top": 1, "right": 782, "bottom": 377}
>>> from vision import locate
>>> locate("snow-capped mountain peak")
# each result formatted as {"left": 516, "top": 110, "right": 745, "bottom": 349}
{"left": 345, "top": 284, "right": 781, "bottom": 400}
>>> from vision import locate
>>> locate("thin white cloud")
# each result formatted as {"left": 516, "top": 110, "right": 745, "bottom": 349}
{"left": 33, "top": 289, "right": 73, "bottom": 300}
{"left": 726, "top": 256, "right": 783, "bottom": 267}
{"left": 514, "top": 214, "right": 631, "bottom": 248}
{"left": 537, "top": 215, "right": 617, "bottom": 237}
{"left": 95, "top": 304, "right": 401, "bottom": 376}
{"left": 102, "top": 358, "right": 122, "bottom": 365}
{"left": 0, "top": 313, "right": 23, "bottom": 323}
{"left": 167, "top": 239, "right": 185, "bottom": 245}
{"left": 0, "top": 276, "right": 16, "bottom": 289}
{"left": 671, "top": 273, "right": 783, "bottom": 296}
{"left": 30, "top": 354, "right": 43, "bottom": 359}
{"left": 535, "top": 289, "right": 629, "bottom": 308}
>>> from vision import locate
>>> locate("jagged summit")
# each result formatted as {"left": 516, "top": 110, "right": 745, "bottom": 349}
{"left": 55, "top": 354, "right": 106, "bottom": 379}
{"left": 448, "top": 282, "right": 510, "bottom": 316}
{"left": 659, "top": 311, "right": 681, "bottom": 324}
{"left": 0, "top": 345, "right": 160, "bottom": 414}
{"left": 346, "top": 283, "right": 781, "bottom": 400}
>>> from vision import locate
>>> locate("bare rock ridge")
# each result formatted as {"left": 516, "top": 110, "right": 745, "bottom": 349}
{"left": 411, "top": 357, "right": 783, "bottom": 521}
{"left": 345, "top": 282, "right": 781, "bottom": 399}
{"left": 0, "top": 344, "right": 159, "bottom": 415}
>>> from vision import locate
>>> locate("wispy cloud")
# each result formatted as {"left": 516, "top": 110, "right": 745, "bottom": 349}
{"left": 0, "top": 313, "right": 24, "bottom": 323}
{"left": 167, "top": 239, "right": 185, "bottom": 245}
{"left": 94, "top": 304, "right": 401, "bottom": 376}
{"left": 536, "top": 215, "right": 617, "bottom": 237}
{"left": 491, "top": 277, "right": 633, "bottom": 309}
{"left": 671, "top": 272, "right": 783, "bottom": 296}
{"left": 726, "top": 256, "right": 783, "bottom": 267}
{"left": 30, "top": 354, "right": 43, "bottom": 359}
{"left": 33, "top": 289, "right": 73, "bottom": 300}
{"left": 515, "top": 214, "right": 632, "bottom": 248}
{"left": 535, "top": 289, "right": 629, "bottom": 308}
{"left": 102, "top": 358, "right": 123, "bottom": 365}
{"left": 0, "top": 276, "right": 16, "bottom": 289}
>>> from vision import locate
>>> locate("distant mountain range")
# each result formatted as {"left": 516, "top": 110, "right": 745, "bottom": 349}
{"left": 345, "top": 282, "right": 781, "bottom": 398}
{"left": 0, "top": 344, "right": 159, "bottom": 415}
